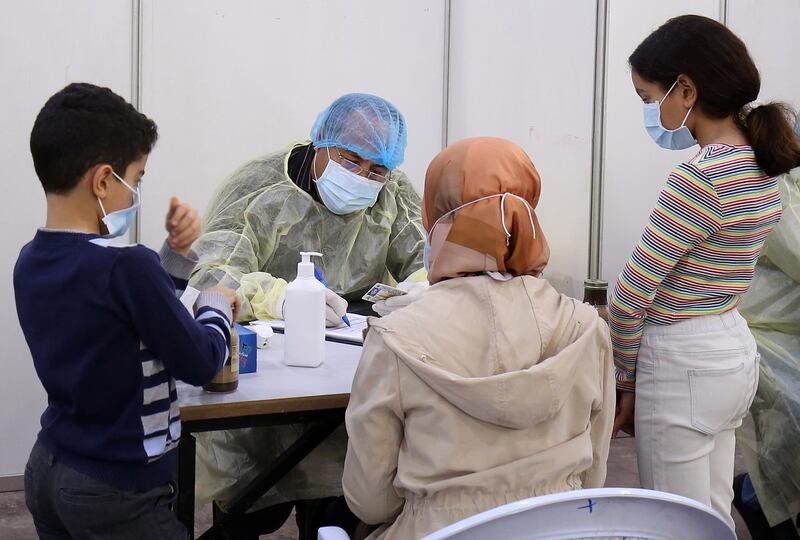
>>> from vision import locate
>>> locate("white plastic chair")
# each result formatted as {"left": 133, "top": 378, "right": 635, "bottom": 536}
{"left": 318, "top": 488, "right": 735, "bottom": 540}
{"left": 318, "top": 526, "right": 352, "bottom": 540}
{"left": 422, "top": 488, "right": 735, "bottom": 540}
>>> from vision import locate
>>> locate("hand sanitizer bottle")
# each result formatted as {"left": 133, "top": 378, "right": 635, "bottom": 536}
{"left": 283, "top": 252, "right": 325, "bottom": 367}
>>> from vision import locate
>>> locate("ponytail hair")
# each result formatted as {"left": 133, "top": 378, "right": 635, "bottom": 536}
{"left": 630, "top": 15, "right": 800, "bottom": 177}
{"left": 740, "top": 103, "right": 800, "bottom": 177}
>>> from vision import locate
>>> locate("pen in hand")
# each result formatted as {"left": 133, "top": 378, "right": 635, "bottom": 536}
{"left": 313, "top": 267, "right": 351, "bottom": 327}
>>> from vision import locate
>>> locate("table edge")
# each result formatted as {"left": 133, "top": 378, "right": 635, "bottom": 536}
{"left": 179, "top": 393, "right": 351, "bottom": 422}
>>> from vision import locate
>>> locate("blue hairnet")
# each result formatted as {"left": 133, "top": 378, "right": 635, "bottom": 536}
{"left": 310, "top": 93, "right": 407, "bottom": 170}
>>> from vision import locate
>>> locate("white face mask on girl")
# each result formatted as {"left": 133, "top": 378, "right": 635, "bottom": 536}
{"left": 643, "top": 79, "right": 697, "bottom": 150}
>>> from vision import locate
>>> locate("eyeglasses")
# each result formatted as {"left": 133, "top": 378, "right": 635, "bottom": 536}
{"left": 334, "top": 149, "right": 390, "bottom": 183}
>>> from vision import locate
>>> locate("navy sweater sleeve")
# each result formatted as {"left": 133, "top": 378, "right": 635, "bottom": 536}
{"left": 110, "top": 246, "right": 230, "bottom": 386}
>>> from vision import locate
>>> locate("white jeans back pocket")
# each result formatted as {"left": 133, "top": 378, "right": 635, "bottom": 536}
{"left": 689, "top": 361, "right": 750, "bottom": 435}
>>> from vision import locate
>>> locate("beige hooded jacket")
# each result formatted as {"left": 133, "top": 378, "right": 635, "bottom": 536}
{"left": 343, "top": 275, "right": 615, "bottom": 539}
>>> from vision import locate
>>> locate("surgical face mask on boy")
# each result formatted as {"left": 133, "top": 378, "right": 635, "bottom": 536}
{"left": 98, "top": 171, "right": 140, "bottom": 237}
{"left": 643, "top": 79, "right": 697, "bottom": 150}
{"left": 314, "top": 148, "right": 385, "bottom": 215}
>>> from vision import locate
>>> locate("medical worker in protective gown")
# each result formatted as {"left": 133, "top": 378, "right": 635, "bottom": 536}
{"left": 190, "top": 92, "right": 426, "bottom": 324}
{"left": 188, "top": 93, "right": 426, "bottom": 537}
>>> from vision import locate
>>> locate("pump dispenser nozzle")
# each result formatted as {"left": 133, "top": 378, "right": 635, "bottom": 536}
{"left": 297, "top": 252, "right": 323, "bottom": 278}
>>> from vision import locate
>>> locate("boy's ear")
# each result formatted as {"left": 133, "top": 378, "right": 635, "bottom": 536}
{"left": 89, "top": 164, "right": 114, "bottom": 199}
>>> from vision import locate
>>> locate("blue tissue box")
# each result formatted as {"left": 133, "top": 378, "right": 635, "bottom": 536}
{"left": 235, "top": 323, "right": 257, "bottom": 374}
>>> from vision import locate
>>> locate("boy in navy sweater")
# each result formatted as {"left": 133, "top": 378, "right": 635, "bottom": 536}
{"left": 15, "top": 82, "right": 239, "bottom": 539}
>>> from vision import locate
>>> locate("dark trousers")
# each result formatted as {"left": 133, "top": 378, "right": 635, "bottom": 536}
{"left": 24, "top": 441, "right": 187, "bottom": 540}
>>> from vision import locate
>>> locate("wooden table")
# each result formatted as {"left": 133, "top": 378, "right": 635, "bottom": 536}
{"left": 176, "top": 334, "right": 362, "bottom": 538}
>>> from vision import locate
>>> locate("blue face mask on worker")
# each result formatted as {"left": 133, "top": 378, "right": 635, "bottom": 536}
{"left": 314, "top": 148, "right": 385, "bottom": 215}
{"left": 98, "top": 171, "right": 140, "bottom": 237}
{"left": 643, "top": 79, "right": 696, "bottom": 150}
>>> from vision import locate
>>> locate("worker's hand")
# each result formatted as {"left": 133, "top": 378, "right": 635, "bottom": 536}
{"left": 207, "top": 286, "right": 241, "bottom": 323}
{"left": 373, "top": 281, "right": 428, "bottom": 317}
{"left": 165, "top": 196, "right": 201, "bottom": 257}
{"left": 612, "top": 389, "right": 636, "bottom": 438}
{"left": 325, "top": 289, "right": 348, "bottom": 328}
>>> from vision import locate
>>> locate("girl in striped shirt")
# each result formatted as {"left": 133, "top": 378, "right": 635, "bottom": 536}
{"left": 609, "top": 14, "right": 800, "bottom": 529}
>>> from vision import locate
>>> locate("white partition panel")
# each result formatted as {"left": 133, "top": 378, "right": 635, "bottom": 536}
{"left": 0, "top": 1, "right": 132, "bottom": 480}
{"left": 138, "top": 0, "right": 445, "bottom": 249}
{"left": 446, "top": 0, "right": 596, "bottom": 297}
{"left": 599, "top": 0, "right": 720, "bottom": 285}
{"left": 728, "top": 0, "right": 800, "bottom": 112}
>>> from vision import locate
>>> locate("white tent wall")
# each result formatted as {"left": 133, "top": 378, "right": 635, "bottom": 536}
{"left": 446, "top": 0, "right": 597, "bottom": 298}
{"left": 598, "top": 0, "right": 721, "bottom": 286}
{"left": 1, "top": 0, "right": 798, "bottom": 482}
{"left": 598, "top": 0, "right": 800, "bottom": 285}
{"left": 137, "top": 0, "right": 447, "bottom": 249}
{"left": 0, "top": 0, "right": 134, "bottom": 486}
{"left": 727, "top": 0, "right": 800, "bottom": 113}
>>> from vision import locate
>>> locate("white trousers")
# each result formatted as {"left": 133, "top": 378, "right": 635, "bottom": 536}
{"left": 635, "top": 309, "right": 760, "bottom": 532}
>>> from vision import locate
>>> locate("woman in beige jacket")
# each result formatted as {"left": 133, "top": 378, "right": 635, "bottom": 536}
{"left": 342, "top": 137, "right": 616, "bottom": 539}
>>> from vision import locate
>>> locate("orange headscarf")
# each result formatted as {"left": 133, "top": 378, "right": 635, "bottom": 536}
{"left": 423, "top": 137, "right": 550, "bottom": 284}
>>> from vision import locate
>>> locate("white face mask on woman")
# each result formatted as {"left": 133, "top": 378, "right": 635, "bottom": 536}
{"left": 424, "top": 193, "right": 536, "bottom": 273}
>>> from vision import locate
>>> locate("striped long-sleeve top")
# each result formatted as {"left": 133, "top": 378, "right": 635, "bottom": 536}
{"left": 14, "top": 231, "right": 232, "bottom": 491}
{"left": 610, "top": 144, "right": 781, "bottom": 391}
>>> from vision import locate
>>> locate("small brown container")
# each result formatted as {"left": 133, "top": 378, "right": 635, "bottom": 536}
{"left": 203, "top": 327, "right": 240, "bottom": 393}
{"left": 583, "top": 279, "right": 609, "bottom": 322}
